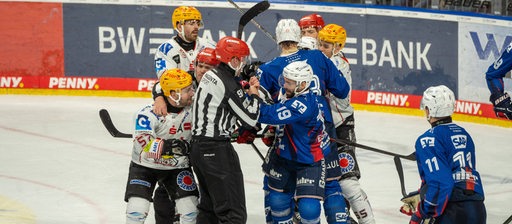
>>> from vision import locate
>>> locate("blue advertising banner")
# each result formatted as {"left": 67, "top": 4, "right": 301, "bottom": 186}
{"left": 64, "top": 4, "right": 457, "bottom": 95}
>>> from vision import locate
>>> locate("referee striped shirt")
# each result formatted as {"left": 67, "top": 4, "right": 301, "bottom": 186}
{"left": 192, "top": 63, "right": 260, "bottom": 139}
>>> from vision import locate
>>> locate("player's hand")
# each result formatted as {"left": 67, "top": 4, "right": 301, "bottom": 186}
{"left": 236, "top": 127, "right": 257, "bottom": 144}
{"left": 409, "top": 210, "right": 434, "bottom": 224}
{"left": 162, "top": 139, "right": 190, "bottom": 157}
{"left": 400, "top": 191, "right": 420, "bottom": 216}
{"left": 153, "top": 96, "right": 168, "bottom": 116}
{"left": 490, "top": 92, "right": 512, "bottom": 120}
{"left": 241, "top": 61, "right": 263, "bottom": 80}
{"left": 261, "top": 125, "right": 275, "bottom": 147}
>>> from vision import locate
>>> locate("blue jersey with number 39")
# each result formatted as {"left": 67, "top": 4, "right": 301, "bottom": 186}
{"left": 414, "top": 122, "right": 484, "bottom": 218}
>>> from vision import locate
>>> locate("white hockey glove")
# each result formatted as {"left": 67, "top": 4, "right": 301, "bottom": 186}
{"left": 400, "top": 191, "right": 420, "bottom": 216}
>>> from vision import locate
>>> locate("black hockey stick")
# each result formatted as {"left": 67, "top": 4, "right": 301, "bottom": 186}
{"left": 504, "top": 214, "right": 512, "bottom": 224}
{"left": 99, "top": 109, "right": 133, "bottom": 138}
{"left": 394, "top": 156, "right": 409, "bottom": 197}
{"left": 331, "top": 138, "right": 416, "bottom": 161}
{"left": 228, "top": 0, "right": 274, "bottom": 41}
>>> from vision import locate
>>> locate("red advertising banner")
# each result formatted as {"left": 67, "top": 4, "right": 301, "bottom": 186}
{"left": 0, "top": 2, "right": 64, "bottom": 77}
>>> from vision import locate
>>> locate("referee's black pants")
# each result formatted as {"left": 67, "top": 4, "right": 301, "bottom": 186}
{"left": 190, "top": 138, "right": 247, "bottom": 224}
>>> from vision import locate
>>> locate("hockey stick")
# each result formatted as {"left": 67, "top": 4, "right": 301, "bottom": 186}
{"left": 504, "top": 214, "right": 512, "bottom": 224}
{"left": 99, "top": 109, "right": 133, "bottom": 138}
{"left": 394, "top": 156, "right": 409, "bottom": 197}
{"left": 228, "top": 0, "right": 275, "bottom": 41}
{"left": 331, "top": 138, "right": 416, "bottom": 161}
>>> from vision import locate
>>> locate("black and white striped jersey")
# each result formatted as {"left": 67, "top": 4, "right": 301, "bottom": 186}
{"left": 192, "top": 63, "right": 260, "bottom": 139}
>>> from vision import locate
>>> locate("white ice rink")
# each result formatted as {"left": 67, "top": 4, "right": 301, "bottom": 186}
{"left": 0, "top": 95, "right": 511, "bottom": 224}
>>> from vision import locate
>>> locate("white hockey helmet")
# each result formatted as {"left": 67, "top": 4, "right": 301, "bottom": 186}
{"left": 420, "top": 85, "right": 456, "bottom": 118}
{"left": 281, "top": 60, "right": 313, "bottom": 90}
{"left": 275, "top": 19, "right": 301, "bottom": 44}
{"left": 298, "top": 36, "right": 318, "bottom": 50}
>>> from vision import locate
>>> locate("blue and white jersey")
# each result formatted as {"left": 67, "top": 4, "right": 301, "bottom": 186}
{"left": 485, "top": 42, "right": 512, "bottom": 93}
{"left": 257, "top": 49, "right": 350, "bottom": 123}
{"left": 258, "top": 89, "right": 330, "bottom": 164}
{"left": 414, "top": 122, "right": 484, "bottom": 218}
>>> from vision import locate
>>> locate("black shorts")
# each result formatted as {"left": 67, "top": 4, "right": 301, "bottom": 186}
{"left": 124, "top": 161, "right": 198, "bottom": 202}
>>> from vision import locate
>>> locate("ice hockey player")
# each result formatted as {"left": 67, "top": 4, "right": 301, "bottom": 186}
{"left": 124, "top": 68, "right": 198, "bottom": 224}
{"left": 299, "top": 13, "right": 325, "bottom": 38}
{"left": 400, "top": 85, "right": 486, "bottom": 223}
{"left": 318, "top": 24, "right": 376, "bottom": 224}
{"left": 259, "top": 61, "right": 331, "bottom": 224}
{"left": 257, "top": 18, "right": 350, "bottom": 224}
{"left": 190, "top": 36, "right": 260, "bottom": 224}
{"left": 153, "top": 6, "right": 216, "bottom": 116}
{"left": 485, "top": 42, "right": 512, "bottom": 120}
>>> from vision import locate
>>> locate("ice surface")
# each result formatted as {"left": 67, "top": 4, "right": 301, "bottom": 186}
{"left": 0, "top": 95, "right": 510, "bottom": 223}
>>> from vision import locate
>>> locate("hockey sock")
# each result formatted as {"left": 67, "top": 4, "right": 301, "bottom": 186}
{"left": 269, "top": 191, "right": 294, "bottom": 223}
{"left": 298, "top": 198, "right": 321, "bottom": 224}
{"left": 126, "top": 197, "right": 150, "bottom": 224}
{"left": 324, "top": 180, "right": 348, "bottom": 223}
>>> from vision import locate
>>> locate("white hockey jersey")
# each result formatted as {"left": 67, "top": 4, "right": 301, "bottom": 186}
{"left": 328, "top": 51, "right": 355, "bottom": 127}
{"left": 154, "top": 36, "right": 216, "bottom": 78}
{"left": 131, "top": 104, "right": 192, "bottom": 170}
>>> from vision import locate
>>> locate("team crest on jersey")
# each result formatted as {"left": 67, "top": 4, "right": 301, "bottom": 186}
{"left": 338, "top": 152, "right": 354, "bottom": 173}
{"left": 135, "top": 114, "right": 151, "bottom": 130}
{"left": 451, "top": 134, "right": 467, "bottom": 149}
{"left": 177, "top": 170, "right": 197, "bottom": 191}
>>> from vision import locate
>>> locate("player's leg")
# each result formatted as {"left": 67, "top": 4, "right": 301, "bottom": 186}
{"left": 296, "top": 159, "right": 326, "bottom": 224}
{"left": 153, "top": 184, "right": 176, "bottom": 224}
{"left": 161, "top": 168, "right": 199, "bottom": 224}
{"left": 266, "top": 155, "right": 295, "bottom": 223}
{"left": 337, "top": 116, "right": 375, "bottom": 224}
{"left": 124, "top": 162, "right": 157, "bottom": 224}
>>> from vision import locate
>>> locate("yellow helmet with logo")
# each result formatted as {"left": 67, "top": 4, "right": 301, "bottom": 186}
{"left": 160, "top": 68, "right": 193, "bottom": 97}
{"left": 172, "top": 6, "right": 203, "bottom": 29}
{"left": 318, "top": 24, "right": 347, "bottom": 48}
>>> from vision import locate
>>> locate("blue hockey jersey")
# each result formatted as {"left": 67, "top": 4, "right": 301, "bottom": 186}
{"left": 257, "top": 49, "right": 350, "bottom": 123}
{"left": 414, "top": 121, "right": 484, "bottom": 218}
{"left": 485, "top": 42, "right": 512, "bottom": 93}
{"left": 258, "top": 90, "right": 330, "bottom": 164}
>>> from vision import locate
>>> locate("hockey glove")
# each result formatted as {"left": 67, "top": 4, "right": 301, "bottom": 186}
{"left": 400, "top": 191, "right": 420, "bottom": 216}
{"left": 410, "top": 210, "right": 434, "bottom": 224}
{"left": 261, "top": 125, "right": 276, "bottom": 147}
{"left": 236, "top": 126, "right": 258, "bottom": 144}
{"left": 490, "top": 92, "right": 512, "bottom": 120}
{"left": 241, "top": 61, "right": 264, "bottom": 81}
{"left": 162, "top": 139, "right": 190, "bottom": 158}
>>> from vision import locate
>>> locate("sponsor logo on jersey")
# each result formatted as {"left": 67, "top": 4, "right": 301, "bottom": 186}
{"left": 420, "top": 137, "right": 435, "bottom": 148}
{"left": 177, "top": 170, "right": 197, "bottom": 191}
{"left": 451, "top": 134, "right": 467, "bottom": 149}
{"left": 291, "top": 100, "right": 307, "bottom": 114}
{"left": 135, "top": 114, "right": 151, "bottom": 130}
{"left": 269, "top": 169, "right": 283, "bottom": 180}
{"left": 296, "top": 177, "right": 315, "bottom": 186}
{"left": 202, "top": 73, "right": 217, "bottom": 85}
{"left": 338, "top": 152, "right": 355, "bottom": 174}
{"left": 130, "top": 179, "right": 151, "bottom": 187}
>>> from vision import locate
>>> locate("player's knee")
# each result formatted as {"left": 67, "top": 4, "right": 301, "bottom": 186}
{"left": 339, "top": 177, "right": 363, "bottom": 200}
{"left": 269, "top": 191, "right": 293, "bottom": 221}
{"left": 176, "top": 195, "right": 199, "bottom": 224}
{"left": 126, "top": 197, "right": 150, "bottom": 224}
{"left": 324, "top": 192, "right": 348, "bottom": 224}
{"left": 298, "top": 198, "right": 321, "bottom": 224}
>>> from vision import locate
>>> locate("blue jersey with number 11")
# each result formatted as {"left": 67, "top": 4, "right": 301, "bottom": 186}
{"left": 414, "top": 122, "right": 484, "bottom": 218}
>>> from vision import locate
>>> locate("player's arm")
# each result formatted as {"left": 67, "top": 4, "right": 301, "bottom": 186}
{"left": 154, "top": 42, "right": 179, "bottom": 78}
{"left": 413, "top": 136, "right": 453, "bottom": 220}
{"left": 258, "top": 96, "right": 313, "bottom": 125}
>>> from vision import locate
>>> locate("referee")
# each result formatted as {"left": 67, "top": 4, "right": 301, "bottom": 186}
{"left": 190, "top": 36, "right": 260, "bottom": 224}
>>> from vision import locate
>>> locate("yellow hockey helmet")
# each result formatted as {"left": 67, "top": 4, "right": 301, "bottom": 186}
{"left": 172, "top": 6, "right": 203, "bottom": 29}
{"left": 318, "top": 24, "right": 347, "bottom": 48}
{"left": 160, "top": 68, "right": 193, "bottom": 97}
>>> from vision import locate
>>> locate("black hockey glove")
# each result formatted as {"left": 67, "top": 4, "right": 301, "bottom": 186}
{"left": 241, "top": 61, "right": 264, "bottom": 81}
{"left": 162, "top": 139, "right": 190, "bottom": 158}
{"left": 152, "top": 81, "right": 165, "bottom": 100}
{"left": 490, "top": 92, "right": 512, "bottom": 120}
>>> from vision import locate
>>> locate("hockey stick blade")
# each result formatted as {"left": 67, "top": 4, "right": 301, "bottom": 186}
{"left": 394, "top": 156, "right": 408, "bottom": 197}
{"left": 331, "top": 138, "right": 416, "bottom": 161}
{"left": 237, "top": 1, "right": 270, "bottom": 39}
{"left": 99, "top": 109, "right": 133, "bottom": 138}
